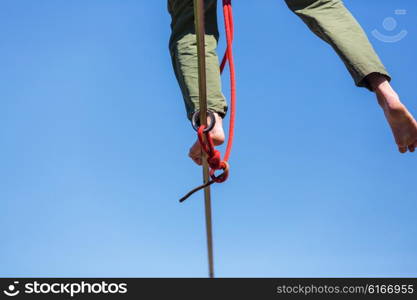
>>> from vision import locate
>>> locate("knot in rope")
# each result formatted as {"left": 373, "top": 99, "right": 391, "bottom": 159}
{"left": 179, "top": 0, "right": 235, "bottom": 203}
{"left": 207, "top": 150, "right": 222, "bottom": 169}
{"left": 197, "top": 125, "right": 229, "bottom": 182}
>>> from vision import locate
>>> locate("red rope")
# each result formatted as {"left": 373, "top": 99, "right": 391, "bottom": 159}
{"left": 180, "top": 0, "right": 236, "bottom": 202}
{"left": 198, "top": 0, "right": 235, "bottom": 182}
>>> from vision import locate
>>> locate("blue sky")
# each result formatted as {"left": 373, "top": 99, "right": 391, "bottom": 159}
{"left": 0, "top": 0, "right": 415, "bottom": 277}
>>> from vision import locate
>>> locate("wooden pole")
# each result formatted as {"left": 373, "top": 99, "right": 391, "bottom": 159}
{"left": 193, "top": 0, "right": 215, "bottom": 278}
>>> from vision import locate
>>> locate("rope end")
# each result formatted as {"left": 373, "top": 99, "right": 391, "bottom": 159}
{"left": 179, "top": 180, "right": 215, "bottom": 203}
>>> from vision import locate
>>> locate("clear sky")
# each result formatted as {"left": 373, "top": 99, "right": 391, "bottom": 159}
{"left": 0, "top": 0, "right": 415, "bottom": 277}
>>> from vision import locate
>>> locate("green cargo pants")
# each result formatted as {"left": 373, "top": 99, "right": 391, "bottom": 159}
{"left": 168, "top": 0, "right": 390, "bottom": 120}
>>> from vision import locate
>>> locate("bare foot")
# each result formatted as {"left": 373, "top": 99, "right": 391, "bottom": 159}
{"left": 368, "top": 73, "right": 417, "bottom": 153}
{"left": 189, "top": 112, "right": 225, "bottom": 165}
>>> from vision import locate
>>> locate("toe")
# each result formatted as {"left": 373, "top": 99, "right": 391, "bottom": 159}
{"left": 399, "top": 146, "right": 408, "bottom": 153}
{"left": 408, "top": 144, "right": 415, "bottom": 152}
{"left": 191, "top": 156, "right": 202, "bottom": 165}
{"left": 189, "top": 151, "right": 202, "bottom": 165}
{"left": 192, "top": 154, "right": 202, "bottom": 164}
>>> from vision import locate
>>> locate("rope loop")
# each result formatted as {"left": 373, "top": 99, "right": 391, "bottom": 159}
{"left": 210, "top": 161, "right": 229, "bottom": 183}
{"left": 179, "top": 0, "right": 235, "bottom": 203}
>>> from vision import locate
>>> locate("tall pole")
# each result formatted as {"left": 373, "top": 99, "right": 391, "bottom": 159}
{"left": 193, "top": 0, "right": 215, "bottom": 278}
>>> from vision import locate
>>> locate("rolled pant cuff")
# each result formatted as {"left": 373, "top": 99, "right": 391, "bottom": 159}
{"left": 352, "top": 63, "right": 391, "bottom": 91}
